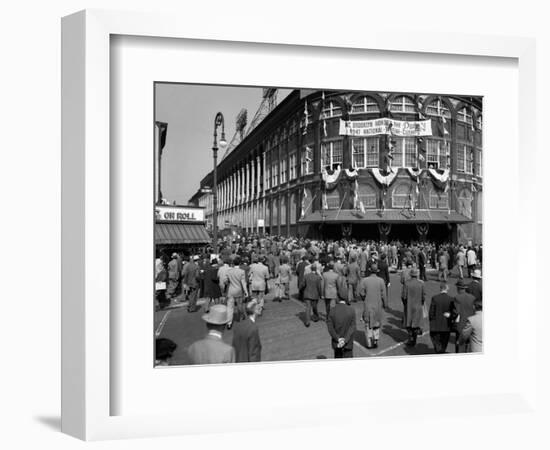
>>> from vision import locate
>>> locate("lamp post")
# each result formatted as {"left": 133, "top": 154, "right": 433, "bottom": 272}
{"left": 212, "top": 112, "right": 227, "bottom": 254}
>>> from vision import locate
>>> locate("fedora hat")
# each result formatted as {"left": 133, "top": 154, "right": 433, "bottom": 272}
{"left": 472, "top": 269, "right": 482, "bottom": 279}
{"left": 201, "top": 304, "right": 230, "bottom": 325}
{"left": 410, "top": 268, "right": 419, "bottom": 277}
{"left": 455, "top": 279, "right": 467, "bottom": 289}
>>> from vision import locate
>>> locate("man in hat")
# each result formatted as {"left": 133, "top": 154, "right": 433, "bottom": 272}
{"left": 231, "top": 299, "right": 262, "bottom": 363}
{"left": 187, "top": 304, "right": 235, "bottom": 365}
{"left": 466, "top": 246, "right": 477, "bottom": 278}
{"left": 181, "top": 254, "right": 201, "bottom": 313}
{"left": 400, "top": 260, "right": 414, "bottom": 326}
{"left": 459, "top": 299, "right": 483, "bottom": 352}
{"left": 429, "top": 282, "right": 457, "bottom": 354}
{"left": 402, "top": 267, "right": 426, "bottom": 346}
{"left": 455, "top": 246, "right": 466, "bottom": 280}
{"left": 327, "top": 291, "right": 356, "bottom": 358}
{"left": 296, "top": 255, "right": 309, "bottom": 301}
{"left": 345, "top": 255, "right": 361, "bottom": 303}
{"left": 466, "top": 269, "right": 482, "bottom": 304}
{"left": 358, "top": 263, "right": 387, "bottom": 349}
{"left": 454, "top": 279, "right": 476, "bottom": 352}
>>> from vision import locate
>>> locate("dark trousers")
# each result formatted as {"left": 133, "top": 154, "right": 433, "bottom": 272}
{"left": 304, "top": 299, "right": 319, "bottom": 325}
{"left": 324, "top": 298, "right": 334, "bottom": 320}
{"left": 430, "top": 331, "right": 450, "bottom": 353}
{"left": 299, "top": 286, "right": 305, "bottom": 301}
{"left": 334, "top": 347, "right": 353, "bottom": 358}
{"left": 407, "top": 327, "right": 421, "bottom": 346}
{"left": 419, "top": 265, "right": 426, "bottom": 281}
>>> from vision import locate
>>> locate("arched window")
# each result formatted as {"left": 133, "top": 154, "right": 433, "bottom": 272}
{"left": 352, "top": 137, "right": 379, "bottom": 168}
{"left": 326, "top": 190, "right": 341, "bottom": 209}
{"left": 290, "top": 193, "right": 297, "bottom": 224}
{"left": 321, "top": 100, "right": 343, "bottom": 118}
{"left": 280, "top": 196, "right": 287, "bottom": 227}
{"left": 351, "top": 96, "right": 380, "bottom": 114}
{"left": 425, "top": 98, "right": 452, "bottom": 118}
{"left": 392, "top": 183, "right": 411, "bottom": 208}
{"left": 390, "top": 95, "right": 416, "bottom": 113}
{"left": 457, "top": 189, "right": 473, "bottom": 218}
{"left": 429, "top": 189, "right": 449, "bottom": 209}
{"left": 321, "top": 140, "right": 343, "bottom": 170}
{"left": 457, "top": 107, "right": 473, "bottom": 125}
{"left": 358, "top": 184, "right": 377, "bottom": 209}
{"left": 391, "top": 138, "right": 418, "bottom": 168}
{"left": 425, "top": 139, "right": 449, "bottom": 169}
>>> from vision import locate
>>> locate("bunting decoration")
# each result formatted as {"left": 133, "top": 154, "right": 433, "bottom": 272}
{"left": 321, "top": 165, "right": 342, "bottom": 189}
{"left": 428, "top": 168, "right": 450, "bottom": 191}
{"left": 371, "top": 167, "right": 399, "bottom": 187}
{"left": 344, "top": 168, "right": 359, "bottom": 179}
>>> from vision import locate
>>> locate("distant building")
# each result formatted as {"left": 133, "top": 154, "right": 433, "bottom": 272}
{"left": 189, "top": 90, "right": 482, "bottom": 244}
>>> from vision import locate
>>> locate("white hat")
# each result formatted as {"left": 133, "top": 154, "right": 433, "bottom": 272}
{"left": 193, "top": 255, "right": 200, "bottom": 261}
{"left": 472, "top": 269, "right": 482, "bottom": 279}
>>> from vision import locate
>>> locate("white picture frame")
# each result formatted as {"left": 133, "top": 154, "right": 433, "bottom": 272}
{"left": 61, "top": 9, "right": 538, "bottom": 441}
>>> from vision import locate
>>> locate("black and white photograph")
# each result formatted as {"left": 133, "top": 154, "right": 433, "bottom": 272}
{"left": 153, "top": 85, "right": 483, "bottom": 366}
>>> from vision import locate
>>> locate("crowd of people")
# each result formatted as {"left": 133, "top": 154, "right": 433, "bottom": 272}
{"left": 154, "top": 234, "right": 483, "bottom": 365}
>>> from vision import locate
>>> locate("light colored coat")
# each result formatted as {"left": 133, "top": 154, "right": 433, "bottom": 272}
{"left": 459, "top": 311, "right": 483, "bottom": 352}
{"left": 188, "top": 333, "right": 235, "bottom": 365}
{"left": 358, "top": 274, "right": 387, "bottom": 328}
{"left": 248, "top": 262, "right": 269, "bottom": 292}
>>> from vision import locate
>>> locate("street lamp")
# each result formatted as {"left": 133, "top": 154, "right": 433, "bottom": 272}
{"left": 212, "top": 112, "right": 227, "bottom": 254}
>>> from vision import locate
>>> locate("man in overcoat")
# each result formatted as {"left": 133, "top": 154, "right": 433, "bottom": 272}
{"left": 402, "top": 267, "right": 426, "bottom": 346}
{"left": 181, "top": 255, "right": 201, "bottom": 313}
{"left": 454, "top": 279, "right": 476, "bottom": 352}
{"left": 231, "top": 299, "right": 262, "bottom": 362}
{"left": 300, "top": 264, "right": 323, "bottom": 327}
{"left": 429, "top": 282, "right": 457, "bottom": 353}
{"left": 358, "top": 263, "right": 387, "bottom": 349}
{"left": 322, "top": 263, "right": 339, "bottom": 321}
{"left": 327, "top": 296, "right": 356, "bottom": 358}
{"left": 466, "top": 269, "right": 482, "bottom": 304}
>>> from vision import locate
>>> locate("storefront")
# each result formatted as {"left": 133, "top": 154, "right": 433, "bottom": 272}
{"left": 154, "top": 204, "right": 210, "bottom": 257}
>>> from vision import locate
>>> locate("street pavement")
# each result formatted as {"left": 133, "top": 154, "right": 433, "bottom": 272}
{"left": 155, "top": 267, "right": 472, "bottom": 365}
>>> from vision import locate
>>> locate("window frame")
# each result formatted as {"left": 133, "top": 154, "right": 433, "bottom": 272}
{"left": 351, "top": 137, "right": 379, "bottom": 168}
{"left": 321, "top": 139, "right": 344, "bottom": 170}
{"left": 350, "top": 96, "right": 380, "bottom": 114}
{"left": 390, "top": 95, "right": 416, "bottom": 113}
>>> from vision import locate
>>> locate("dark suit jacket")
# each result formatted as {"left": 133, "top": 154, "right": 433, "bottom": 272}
{"left": 302, "top": 272, "right": 323, "bottom": 300}
{"left": 296, "top": 260, "right": 308, "bottom": 287}
{"left": 466, "top": 280, "right": 482, "bottom": 303}
{"left": 232, "top": 318, "right": 262, "bottom": 363}
{"left": 327, "top": 302, "right": 356, "bottom": 350}
{"left": 429, "top": 292, "right": 456, "bottom": 332}
{"left": 377, "top": 260, "right": 390, "bottom": 285}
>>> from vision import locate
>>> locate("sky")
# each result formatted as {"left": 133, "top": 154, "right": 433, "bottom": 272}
{"left": 155, "top": 83, "right": 291, "bottom": 205}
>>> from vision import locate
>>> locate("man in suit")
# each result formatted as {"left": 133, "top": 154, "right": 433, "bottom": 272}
{"left": 429, "top": 282, "right": 457, "bottom": 353}
{"left": 248, "top": 256, "right": 270, "bottom": 316}
{"left": 345, "top": 255, "right": 361, "bottom": 303}
{"left": 454, "top": 279, "right": 476, "bottom": 352}
{"left": 400, "top": 260, "right": 413, "bottom": 326}
{"left": 166, "top": 253, "right": 181, "bottom": 304}
{"left": 377, "top": 253, "right": 391, "bottom": 305}
{"left": 417, "top": 246, "right": 428, "bottom": 281}
{"left": 187, "top": 304, "right": 235, "bottom": 365}
{"left": 300, "top": 263, "right": 323, "bottom": 327}
{"left": 459, "top": 299, "right": 483, "bottom": 352}
{"left": 181, "top": 255, "right": 201, "bottom": 313}
{"left": 327, "top": 295, "right": 356, "bottom": 358}
{"left": 296, "top": 255, "right": 309, "bottom": 301}
{"left": 466, "top": 269, "right": 482, "bottom": 304}
{"left": 358, "top": 263, "right": 387, "bottom": 349}
{"left": 402, "top": 267, "right": 426, "bottom": 347}
{"left": 231, "top": 299, "right": 262, "bottom": 362}
{"left": 322, "top": 263, "right": 339, "bottom": 321}
{"left": 221, "top": 255, "right": 248, "bottom": 329}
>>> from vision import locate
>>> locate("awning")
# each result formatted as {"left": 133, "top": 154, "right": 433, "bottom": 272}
{"left": 155, "top": 222, "right": 211, "bottom": 245}
{"left": 299, "top": 209, "right": 472, "bottom": 224}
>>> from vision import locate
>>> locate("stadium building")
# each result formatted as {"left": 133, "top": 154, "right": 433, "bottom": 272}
{"left": 189, "top": 89, "right": 482, "bottom": 244}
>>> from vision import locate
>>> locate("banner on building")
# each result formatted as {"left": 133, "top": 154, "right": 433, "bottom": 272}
{"left": 339, "top": 118, "right": 432, "bottom": 137}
